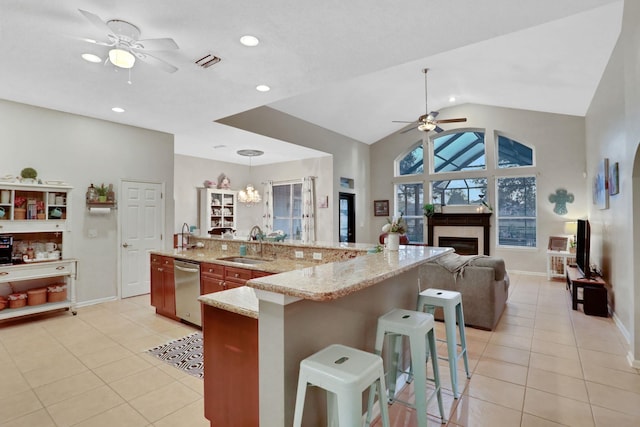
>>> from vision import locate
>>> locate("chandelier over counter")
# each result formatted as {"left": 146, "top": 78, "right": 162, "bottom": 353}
{"left": 237, "top": 149, "right": 263, "bottom": 206}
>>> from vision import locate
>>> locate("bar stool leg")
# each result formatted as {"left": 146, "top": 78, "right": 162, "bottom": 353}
{"left": 428, "top": 328, "right": 445, "bottom": 423}
{"left": 457, "top": 304, "right": 471, "bottom": 379}
{"left": 337, "top": 390, "right": 363, "bottom": 427}
{"left": 442, "top": 303, "right": 460, "bottom": 398}
{"left": 292, "top": 372, "right": 308, "bottom": 427}
{"left": 409, "top": 333, "right": 429, "bottom": 427}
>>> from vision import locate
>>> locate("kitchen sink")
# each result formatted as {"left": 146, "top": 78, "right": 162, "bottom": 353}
{"left": 218, "top": 256, "right": 269, "bottom": 265}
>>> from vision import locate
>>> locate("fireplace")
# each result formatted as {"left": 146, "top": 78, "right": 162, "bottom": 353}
{"left": 438, "top": 236, "right": 479, "bottom": 255}
{"left": 427, "top": 212, "right": 492, "bottom": 255}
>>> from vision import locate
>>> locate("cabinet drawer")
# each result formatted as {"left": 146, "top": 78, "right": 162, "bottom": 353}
{"left": 225, "top": 266, "right": 252, "bottom": 283}
{"left": 0, "top": 261, "right": 74, "bottom": 282}
{"left": 201, "top": 262, "right": 224, "bottom": 278}
{"left": 252, "top": 270, "right": 273, "bottom": 278}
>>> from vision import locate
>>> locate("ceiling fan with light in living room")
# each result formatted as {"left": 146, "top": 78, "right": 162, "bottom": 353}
{"left": 78, "top": 9, "right": 179, "bottom": 73}
{"left": 393, "top": 68, "right": 467, "bottom": 133}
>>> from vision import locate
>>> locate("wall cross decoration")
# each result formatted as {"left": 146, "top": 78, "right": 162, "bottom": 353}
{"left": 548, "top": 188, "right": 574, "bottom": 215}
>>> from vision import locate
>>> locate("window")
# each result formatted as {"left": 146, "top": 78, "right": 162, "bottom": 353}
{"left": 433, "top": 131, "right": 485, "bottom": 173}
{"left": 395, "top": 183, "right": 424, "bottom": 242}
{"left": 497, "top": 135, "right": 533, "bottom": 168}
{"left": 398, "top": 143, "right": 423, "bottom": 176}
{"left": 496, "top": 176, "right": 537, "bottom": 247}
{"left": 273, "top": 183, "right": 302, "bottom": 239}
{"left": 431, "top": 178, "right": 487, "bottom": 206}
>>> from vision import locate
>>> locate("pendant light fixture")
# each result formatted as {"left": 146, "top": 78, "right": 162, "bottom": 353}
{"left": 237, "top": 149, "right": 263, "bottom": 206}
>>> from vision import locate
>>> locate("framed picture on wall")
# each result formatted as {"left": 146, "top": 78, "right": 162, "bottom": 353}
{"left": 374, "top": 200, "right": 389, "bottom": 216}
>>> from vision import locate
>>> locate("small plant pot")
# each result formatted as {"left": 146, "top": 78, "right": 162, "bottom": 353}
{"left": 98, "top": 196, "right": 107, "bottom": 202}
{"left": 36, "top": 213, "right": 45, "bottom": 220}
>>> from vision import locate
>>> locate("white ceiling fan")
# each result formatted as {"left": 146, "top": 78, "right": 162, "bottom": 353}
{"left": 393, "top": 68, "right": 467, "bottom": 133}
{"left": 78, "top": 9, "right": 179, "bottom": 73}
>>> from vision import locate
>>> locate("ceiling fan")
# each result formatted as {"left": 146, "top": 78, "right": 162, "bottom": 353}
{"left": 393, "top": 68, "right": 467, "bottom": 133}
{"left": 78, "top": 9, "right": 179, "bottom": 73}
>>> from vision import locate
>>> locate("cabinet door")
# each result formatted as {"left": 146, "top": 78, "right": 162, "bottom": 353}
{"left": 201, "top": 275, "right": 225, "bottom": 294}
{"left": 150, "top": 257, "right": 163, "bottom": 309}
{"left": 161, "top": 257, "right": 175, "bottom": 315}
{"left": 252, "top": 270, "right": 273, "bottom": 278}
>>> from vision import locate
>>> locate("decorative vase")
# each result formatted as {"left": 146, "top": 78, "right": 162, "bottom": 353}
{"left": 14, "top": 207, "right": 26, "bottom": 220}
{"left": 387, "top": 232, "right": 400, "bottom": 251}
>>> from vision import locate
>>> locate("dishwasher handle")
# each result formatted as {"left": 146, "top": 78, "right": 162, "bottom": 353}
{"left": 175, "top": 264, "right": 200, "bottom": 274}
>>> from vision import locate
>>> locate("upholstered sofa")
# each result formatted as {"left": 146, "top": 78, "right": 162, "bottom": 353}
{"left": 420, "top": 253, "right": 509, "bottom": 330}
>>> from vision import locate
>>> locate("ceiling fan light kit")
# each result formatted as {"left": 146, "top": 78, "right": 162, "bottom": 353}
{"left": 108, "top": 48, "right": 136, "bottom": 69}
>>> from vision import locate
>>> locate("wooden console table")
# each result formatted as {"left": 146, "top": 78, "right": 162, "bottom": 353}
{"left": 565, "top": 265, "right": 608, "bottom": 316}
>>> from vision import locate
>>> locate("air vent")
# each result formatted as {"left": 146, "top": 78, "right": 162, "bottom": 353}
{"left": 195, "top": 54, "right": 221, "bottom": 69}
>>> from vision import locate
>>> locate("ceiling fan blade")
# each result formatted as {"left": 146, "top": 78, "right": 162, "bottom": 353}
{"left": 80, "top": 37, "right": 114, "bottom": 47}
{"left": 392, "top": 120, "right": 417, "bottom": 124}
{"left": 78, "top": 9, "right": 114, "bottom": 37}
{"left": 429, "top": 111, "right": 439, "bottom": 119}
{"left": 435, "top": 118, "right": 467, "bottom": 124}
{"left": 133, "top": 51, "right": 178, "bottom": 73}
{"left": 137, "top": 37, "right": 179, "bottom": 51}
{"left": 434, "top": 126, "right": 444, "bottom": 133}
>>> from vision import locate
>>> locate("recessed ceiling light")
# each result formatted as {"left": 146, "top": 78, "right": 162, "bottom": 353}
{"left": 240, "top": 35, "right": 260, "bottom": 47}
{"left": 256, "top": 84, "right": 270, "bottom": 92}
{"left": 81, "top": 53, "right": 102, "bottom": 63}
{"left": 112, "top": 107, "right": 125, "bottom": 113}
{"left": 449, "top": 96, "right": 456, "bottom": 103}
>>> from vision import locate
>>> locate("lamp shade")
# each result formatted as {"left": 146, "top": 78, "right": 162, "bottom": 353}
{"left": 109, "top": 48, "right": 136, "bottom": 69}
{"left": 564, "top": 220, "right": 577, "bottom": 235}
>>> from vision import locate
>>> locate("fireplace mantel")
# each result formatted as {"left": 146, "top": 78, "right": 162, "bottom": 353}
{"left": 427, "top": 212, "right": 492, "bottom": 255}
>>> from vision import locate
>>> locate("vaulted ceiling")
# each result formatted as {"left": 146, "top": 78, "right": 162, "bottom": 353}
{"left": 0, "top": 0, "right": 623, "bottom": 165}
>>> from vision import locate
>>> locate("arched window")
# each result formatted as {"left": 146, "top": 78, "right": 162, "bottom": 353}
{"left": 433, "top": 131, "right": 485, "bottom": 173}
{"left": 397, "top": 142, "right": 423, "bottom": 176}
{"left": 497, "top": 135, "right": 534, "bottom": 168}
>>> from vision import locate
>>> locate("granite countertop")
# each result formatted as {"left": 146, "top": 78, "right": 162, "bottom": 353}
{"left": 247, "top": 246, "right": 453, "bottom": 301}
{"left": 199, "top": 287, "right": 258, "bottom": 319}
{"left": 150, "top": 249, "right": 317, "bottom": 273}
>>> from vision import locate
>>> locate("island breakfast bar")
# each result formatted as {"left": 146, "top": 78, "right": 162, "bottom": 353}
{"left": 245, "top": 245, "right": 452, "bottom": 426}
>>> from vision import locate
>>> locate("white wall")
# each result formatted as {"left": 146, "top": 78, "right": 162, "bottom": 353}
{"left": 174, "top": 154, "right": 334, "bottom": 241}
{"left": 218, "top": 107, "right": 370, "bottom": 243}
{"left": 0, "top": 99, "right": 175, "bottom": 303}
{"left": 370, "top": 103, "right": 587, "bottom": 274}
{"left": 585, "top": 0, "right": 640, "bottom": 365}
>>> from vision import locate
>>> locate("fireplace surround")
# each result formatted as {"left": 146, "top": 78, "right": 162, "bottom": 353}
{"left": 427, "top": 212, "right": 492, "bottom": 255}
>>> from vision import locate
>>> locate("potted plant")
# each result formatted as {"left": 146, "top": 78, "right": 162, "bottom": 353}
{"left": 381, "top": 214, "right": 407, "bottom": 250}
{"left": 423, "top": 203, "right": 435, "bottom": 217}
{"left": 96, "top": 184, "right": 108, "bottom": 202}
{"left": 20, "top": 167, "right": 38, "bottom": 184}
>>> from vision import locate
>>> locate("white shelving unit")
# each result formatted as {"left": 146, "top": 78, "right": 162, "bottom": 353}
{"left": 199, "top": 188, "right": 237, "bottom": 235}
{"left": 0, "top": 182, "right": 77, "bottom": 321}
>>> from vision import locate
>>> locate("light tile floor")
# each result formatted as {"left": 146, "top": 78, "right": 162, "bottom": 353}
{"left": 0, "top": 295, "right": 204, "bottom": 427}
{"left": 371, "top": 273, "right": 640, "bottom": 427}
{"left": 1, "top": 273, "right": 639, "bottom": 426}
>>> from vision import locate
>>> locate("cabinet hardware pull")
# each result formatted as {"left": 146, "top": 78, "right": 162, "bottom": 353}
{"left": 234, "top": 273, "right": 239, "bottom": 278}
{"left": 56, "top": 266, "right": 65, "bottom": 270}
{"left": 0, "top": 271, "right": 8, "bottom": 276}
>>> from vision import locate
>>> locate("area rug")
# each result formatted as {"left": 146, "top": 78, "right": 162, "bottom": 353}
{"left": 147, "top": 332, "right": 204, "bottom": 379}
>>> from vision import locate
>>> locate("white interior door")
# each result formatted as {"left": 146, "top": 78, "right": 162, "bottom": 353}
{"left": 120, "top": 181, "right": 163, "bottom": 298}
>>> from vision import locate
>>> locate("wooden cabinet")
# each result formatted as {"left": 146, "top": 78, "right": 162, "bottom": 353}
{"left": 198, "top": 189, "right": 237, "bottom": 235}
{"left": 200, "top": 262, "right": 225, "bottom": 294}
{"left": 0, "top": 182, "right": 71, "bottom": 228}
{"left": 224, "top": 266, "right": 253, "bottom": 289}
{"left": 203, "top": 304, "right": 258, "bottom": 426}
{"left": 150, "top": 255, "right": 176, "bottom": 318}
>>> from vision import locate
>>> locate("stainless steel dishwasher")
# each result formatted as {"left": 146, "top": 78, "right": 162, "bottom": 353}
{"left": 174, "top": 259, "right": 202, "bottom": 327}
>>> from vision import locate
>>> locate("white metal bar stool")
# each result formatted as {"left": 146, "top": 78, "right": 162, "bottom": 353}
{"left": 293, "top": 344, "right": 390, "bottom": 427}
{"left": 366, "top": 308, "right": 445, "bottom": 426}
{"left": 417, "top": 288, "right": 470, "bottom": 398}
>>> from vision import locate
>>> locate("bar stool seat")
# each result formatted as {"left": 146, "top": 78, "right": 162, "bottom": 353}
{"left": 293, "top": 344, "right": 390, "bottom": 427}
{"left": 417, "top": 288, "right": 470, "bottom": 398}
{"left": 367, "top": 308, "right": 445, "bottom": 426}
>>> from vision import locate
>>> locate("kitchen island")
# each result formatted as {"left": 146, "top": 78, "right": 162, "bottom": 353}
{"left": 199, "top": 244, "right": 452, "bottom": 426}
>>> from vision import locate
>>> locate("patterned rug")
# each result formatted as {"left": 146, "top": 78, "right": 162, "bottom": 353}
{"left": 147, "top": 332, "right": 204, "bottom": 379}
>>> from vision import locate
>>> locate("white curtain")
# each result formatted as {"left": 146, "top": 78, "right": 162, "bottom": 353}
{"left": 301, "top": 176, "right": 316, "bottom": 243}
{"left": 262, "top": 180, "right": 273, "bottom": 233}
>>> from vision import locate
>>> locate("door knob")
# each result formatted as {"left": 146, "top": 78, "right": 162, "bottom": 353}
{"left": 122, "top": 243, "right": 130, "bottom": 248}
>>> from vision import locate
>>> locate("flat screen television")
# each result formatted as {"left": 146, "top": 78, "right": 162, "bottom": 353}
{"left": 575, "top": 219, "right": 591, "bottom": 279}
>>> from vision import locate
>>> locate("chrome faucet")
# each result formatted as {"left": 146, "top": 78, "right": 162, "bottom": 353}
{"left": 248, "top": 225, "right": 263, "bottom": 257}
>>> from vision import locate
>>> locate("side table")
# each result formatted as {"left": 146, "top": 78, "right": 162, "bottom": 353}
{"left": 565, "top": 266, "right": 608, "bottom": 316}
